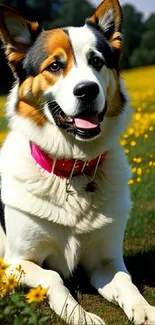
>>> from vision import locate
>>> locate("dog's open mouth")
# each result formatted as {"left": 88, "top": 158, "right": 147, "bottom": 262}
{"left": 48, "top": 101, "right": 105, "bottom": 140}
{"left": 59, "top": 111, "right": 101, "bottom": 139}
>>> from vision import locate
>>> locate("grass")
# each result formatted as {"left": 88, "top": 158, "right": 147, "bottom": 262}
{"left": 0, "top": 65, "right": 155, "bottom": 324}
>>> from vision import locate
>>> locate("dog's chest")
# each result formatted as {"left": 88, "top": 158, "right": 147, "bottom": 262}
{"left": 1, "top": 133, "right": 131, "bottom": 234}
{"left": 25, "top": 166, "right": 111, "bottom": 234}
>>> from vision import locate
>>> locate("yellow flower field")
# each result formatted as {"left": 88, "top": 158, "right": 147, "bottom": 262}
{"left": 122, "top": 65, "right": 155, "bottom": 109}
{"left": 120, "top": 66, "right": 155, "bottom": 185}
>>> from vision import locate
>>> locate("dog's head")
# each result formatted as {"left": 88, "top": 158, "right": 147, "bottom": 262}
{"left": 0, "top": 0, "right": 126, "bottom": 146}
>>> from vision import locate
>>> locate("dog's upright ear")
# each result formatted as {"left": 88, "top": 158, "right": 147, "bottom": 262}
{"left": 0, "top": 4, "right": 42, "bottom": 73}
{"left": 87, "top": 0, "right": 123, "bottom": 52}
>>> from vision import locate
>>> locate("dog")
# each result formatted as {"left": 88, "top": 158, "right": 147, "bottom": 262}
{"left": 0, "top": 0, "right": 155, "bottom": 324}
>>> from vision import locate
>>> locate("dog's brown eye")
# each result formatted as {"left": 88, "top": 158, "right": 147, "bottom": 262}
{"left": 50, "top": 62, "right": 61, "bottom": 72}
{"left": 89, "top": 57, "right": 104, "bottom": 71}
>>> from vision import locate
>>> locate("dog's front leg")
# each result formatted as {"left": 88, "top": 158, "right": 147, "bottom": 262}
{"left": 7, "top": 260, "right": 105, "bottom": 325}
{"left": 90, "top": 259, "right": 155, "bottom": 324}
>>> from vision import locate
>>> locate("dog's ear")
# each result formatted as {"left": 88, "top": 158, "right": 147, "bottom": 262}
{"left": 0, "top": 4, "right": 42, "bottom": 72}
{"left": 87, "top": 0, "right": 123, "bottom": 52}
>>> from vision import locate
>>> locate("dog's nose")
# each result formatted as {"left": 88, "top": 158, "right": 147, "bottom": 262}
{"left": 73, "top": 81, "right": 99, "bottom": 102}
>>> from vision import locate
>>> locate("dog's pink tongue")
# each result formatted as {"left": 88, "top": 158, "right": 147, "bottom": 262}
{"left": 74, "top": 113, "right": 99, "bottom": 129}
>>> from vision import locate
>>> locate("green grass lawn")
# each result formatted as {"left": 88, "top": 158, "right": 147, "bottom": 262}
{"left": 0, "top": 66, "right": 155, "bottom": 325}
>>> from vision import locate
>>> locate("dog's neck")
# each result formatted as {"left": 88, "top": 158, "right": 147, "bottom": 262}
{"left": 31, "top": 142, "right": 109, "bottom": 178}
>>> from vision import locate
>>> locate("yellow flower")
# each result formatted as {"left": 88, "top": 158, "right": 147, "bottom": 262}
{"left": 0, "top": 282, "right": 8, "bottom": 297}
{"left": 149, "top": 161, "right": 153, "bottom": 167}
{"left": 130, "top": 141, "right": 136, "bottom": 147}
{"left": 135, "top": 113, "right": 141, "bottom": 121}
{"left": 137, "top": 168, "right": 142, "bottom": 176}
{"left": 149, "top": 126, "right": 154, "bottom": 131}
{"left": 137, "top": 177, "right": 141, "bottom": 183}
{"left": 0, "top": 268, "right": 5, "bottom": 278}
{"left": 128, "top": 179, "right": 134, "bottom": 185}
{"left": 136, "top": 158, "right": 142, "bottom": 163}
{"left": 15, "top": 264, "right": 22, "bottom": 272}
{"left": 144, "top": 133, "right": 148, "bottom": 139}
{"left": 132, "top": 167, "right": 137, "bottom": 173}
{"left": 124, "top": 149, "right": 129, "bottom": 154}
{"left": 25, "top": 285, "right": 48, "bottom": 304}
{"left": 16, "top": 264, "right": 26, "bottom": 276}
{"left": 6, "top": 274, "right": 18, "bottom": 291}
{"left": 0, "top": 258, "right": 10, "bottom": 272}
{"left": 120, "top": 139, "right": 127, "bottom": 146}
{"left": 128, "top": 128, "right": 134, "bottom": 135}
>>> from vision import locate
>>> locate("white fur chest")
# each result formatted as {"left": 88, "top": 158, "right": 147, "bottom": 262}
{"left": 1, "top": 131, "right": 132, "bottom": 235}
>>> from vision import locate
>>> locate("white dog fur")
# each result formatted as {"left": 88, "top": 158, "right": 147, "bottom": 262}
{"left": 0, "top": 1, "right": 155, "bottom": 324}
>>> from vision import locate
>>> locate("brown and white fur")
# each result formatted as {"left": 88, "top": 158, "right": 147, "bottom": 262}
{"left": 0, "top": 0, "right": 155, "bottom": 324}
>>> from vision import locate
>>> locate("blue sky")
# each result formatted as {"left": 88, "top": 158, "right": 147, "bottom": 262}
{"left": 87, "top": 0, "right": 155, "bottom": 17}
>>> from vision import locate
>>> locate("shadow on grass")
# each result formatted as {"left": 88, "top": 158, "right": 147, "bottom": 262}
{"left": 125, "top": 248, "right": 155, "bottom": 290}
{"left": 64, "top": 247, "right": 155, "bottom": 301}
{"left": 65, "top": 266, "right": 97, "bottom": 299}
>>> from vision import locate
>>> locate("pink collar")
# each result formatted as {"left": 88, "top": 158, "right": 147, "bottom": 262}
{"left": 31, "top": 142, "right": 108, "bottom": 178}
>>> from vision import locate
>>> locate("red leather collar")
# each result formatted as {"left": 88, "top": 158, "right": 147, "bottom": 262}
{"left": 31, "top": 142, "right": 108, "bottom": 178}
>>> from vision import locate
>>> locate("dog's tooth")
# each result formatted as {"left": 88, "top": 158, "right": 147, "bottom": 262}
{"left": 66, "top": 116, "right": 74, "bottom": 123}
{"left": 59, "top": 114, "right": 74, "bottom": 124}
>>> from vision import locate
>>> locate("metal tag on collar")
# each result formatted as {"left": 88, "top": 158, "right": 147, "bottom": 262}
{"left": 85, "top": 155, "right": 101, "bottom": 193}
{"left": 66, "top": 155, "right": 102, "bottom": 199}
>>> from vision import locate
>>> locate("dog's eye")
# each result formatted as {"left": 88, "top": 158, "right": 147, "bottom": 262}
{"left": 89, "top": 57, "right": 104, "bottom": 71}
{"left": 49, "top": 62, "right": 61, "bottom": 72}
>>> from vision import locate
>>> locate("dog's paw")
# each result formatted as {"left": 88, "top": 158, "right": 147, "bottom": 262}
{"left": 127, "top": 304, "right": 155, "bottom": 325}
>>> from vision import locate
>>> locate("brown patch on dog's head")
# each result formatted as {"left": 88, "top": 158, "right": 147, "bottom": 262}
{"left": 16, "top": 29, "right": 74, "bottom": 124}
{"left": 43, "top": 29, "right": 74, "bottom": 78}
{"left": 18, "top": 101, "right": 46, "bottom": 126}
{"left": 87, "top": 0, "right": 123, "bottom": 52}
{"left": 17, "top": 76, "right": 46, "bottom": 125}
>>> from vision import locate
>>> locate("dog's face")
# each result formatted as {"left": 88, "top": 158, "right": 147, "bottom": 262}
{"left": 0, "top": 0, "right": 124, "bottom": 141}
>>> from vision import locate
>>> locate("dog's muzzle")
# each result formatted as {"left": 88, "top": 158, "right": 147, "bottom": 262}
{"left": 48, "top": 81, "right": 106, "bottom": 140}
{"left": 48, "top": 101, "right": 107, "bottom": 140}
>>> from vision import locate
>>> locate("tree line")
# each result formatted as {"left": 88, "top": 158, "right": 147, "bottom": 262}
{"left": 0, "top": 0, "right": 155, "bottom": 94}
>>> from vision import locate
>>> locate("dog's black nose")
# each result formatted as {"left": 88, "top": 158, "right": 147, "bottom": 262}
{"left": 73, "top": 81, "right": 99, "bottom": 102}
